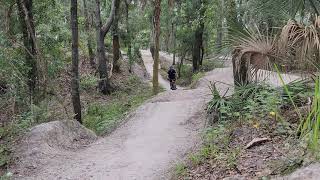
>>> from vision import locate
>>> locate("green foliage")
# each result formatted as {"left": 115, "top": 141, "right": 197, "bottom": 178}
{"left": 190, "top": 72, "right": 205, "bottom": 89}
{"left": 297, "top": 77, "right": 320, "bottom": 151}
{"left": 174, "top": 163, "right": 188, "bottom": 177}
{"left": 176, "top": 121, "right": 239, "bottom": 179}
{"left": 275, "top": 66, "right": 320, "bottom": 151}
{"left": 176, "top": 64, "right": 193, "bottom": 86}
{"left": 177, "top": 60, "right": 220, "bottom": 87}
{"left": 280, "top": 79, "right": 314, "bottom": 107}
{"left": 84, "top": 102, "right": 126, "bottom": 135}
{"left": 84, "top": 76, "right": 152, "bottom": 135}
{"left": 200, "top": 60, "right": 223, "bottom": 71}
{"left": 80, "top": 75, "right": 98, "bottom": 91}
{"left": 208, "top": 82, "right": 282, "bottom": 122}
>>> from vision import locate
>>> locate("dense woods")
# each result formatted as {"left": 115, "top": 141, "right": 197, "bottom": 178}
{"left": 1, "top": 0, "right": 320, "bottom": 179}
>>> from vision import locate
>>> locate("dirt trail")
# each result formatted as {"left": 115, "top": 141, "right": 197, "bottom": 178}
{"left": 11, "top": 51, "right": 300, "bottom": 180}
{"left": 11, "top": 52, "right": 212, "bottom": 180}
{"left": 140, "top": 50, "right": 172, "bottom": 90}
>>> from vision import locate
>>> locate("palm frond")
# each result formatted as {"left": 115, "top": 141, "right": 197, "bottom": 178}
{"left": 231, "top": 27, "right": 280, "bottom": 83}
{"left": 279, "top": 17, "right": 320, "bottom": 68}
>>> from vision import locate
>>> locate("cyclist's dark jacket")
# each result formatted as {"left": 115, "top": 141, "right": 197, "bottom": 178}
{"left": 168, "top": 69, "right": 176, "bottom": 80}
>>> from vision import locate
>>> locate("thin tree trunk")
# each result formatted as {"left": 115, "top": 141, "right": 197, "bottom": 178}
{"left": 192, "top": 24, "right": 204, "bottom": 72}
{"left": 71, "top": 0, "right": 82, "bottom": 123}
{"left": 83, "top": 0, "right": 95, "bottom": 68}
{"left": 172, "top": 19, "right": 176, "bottom": 65}
{"left": 172, "top": 40, "right": 176, "bottom": 65}
{"left": 149, "top": 10, "right": 155, "bottom": 60}
{"left": 178, "top": 50, "right": 186, "bottom": 78}
{"left": 112, "top": 35, "right": 120, "bottom": 72}
{"left": 95, "top": 0, "right": 117, "bottom": 94}
{"left": 192, "top": 0, "right": 205, "bottom": 71}
{"left": 200, "top": 44, "right": 204, "bottom": 66}
{"left": 22, "top": 1, "right": 47, "bottom": 97}
{"left": 16, "top": 0, "right": 48, "bottom": 102}
{"left": 165, "top": 29, "right": 170, "bottom": 52}
{"left": 17, "top": 0, "right": 37, "bottom": 98}
{"left": 153, "top": 0, "right": 161, "bottom": 94}
{"left": 125, "top": 0, "right": 133, "bottom": 73}
{"left": 112, "top": 0, "right": 121, "bottom": 72}
{"left": 192, "top": 30, "right": 201, "bottom": 72}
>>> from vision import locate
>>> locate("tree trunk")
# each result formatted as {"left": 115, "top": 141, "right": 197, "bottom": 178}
{"left": 25, "top": 3, "right": 47, "bottom": 97}
{"left": 192, "top": 33, "right": 200, "bottom": 72}
{"left": 112, "top": 0, "right": 121, "bottom": 72}
{"left": 192, "top": 24, "right": 204, "bottom": 72}
{"left": 95, "top": 0, "right": 117, "bottom": 94}
{"left": 149, "top": 11, "right": 155, "bottom": 60}
{"left": 165, "top": 29, "right": 170, "bottom": 52}
{"left": 153, "top": 0, "right": 161, "bottom": 94}
{"left": 71, "top": 0, "right": 82, "bottom": 123}
{"left": 178, "top": 50, "right": 186, "bottom": 78}
{"left": 95, "top": 0, "right": 115, "bottom": 95}
{"left": 17, "top": 0, "right": 39, "bottom": 102}
{"left": 83, "top": 0, "right": 95, "bottom": 68}
{"left": 19, "top": 0, "right": 47, "bottom": 101}
{"left": 200, "top": 44, "right": 204, "bottom": 66}
{"left": 192, "top": 0, "right": 205, "bottom": 71}
{"left": 171, "top": 19, "right": 176, "bottom": 65}
{"left": 125, "top": 0, "right": 133, "bottom": 73}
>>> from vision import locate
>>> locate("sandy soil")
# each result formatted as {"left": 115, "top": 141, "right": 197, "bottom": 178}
{"left": 10, "top": 51, "right": 299, "bottom": 180}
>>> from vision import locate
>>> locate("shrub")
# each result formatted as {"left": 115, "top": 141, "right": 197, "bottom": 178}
{"left": 207, "top": 82, "right": 282, "bottom": 123}
{"left": 200, "top": 60, "right": 223, "bottom": 72}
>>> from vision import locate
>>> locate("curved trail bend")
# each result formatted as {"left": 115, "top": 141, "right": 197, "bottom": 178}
{"left": 12, "top": 51, "right": 214, "bottom": 180}
{"left": 11, "top": 50, "right": 299, "bottom": 180}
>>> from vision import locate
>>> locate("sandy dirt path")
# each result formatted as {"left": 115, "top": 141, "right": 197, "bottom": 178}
{"left": 11, "top": 51, "right": 299, "bottom": 180}
{"left": 11, "top": 52, "right": 213, "bottom": 180}
{"left": 140, "top": 50, "right": 172, "bottom": 90}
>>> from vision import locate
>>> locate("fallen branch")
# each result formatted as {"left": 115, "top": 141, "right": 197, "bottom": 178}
{"left": 246, "top": 137, "right": 270, "bottom": 149}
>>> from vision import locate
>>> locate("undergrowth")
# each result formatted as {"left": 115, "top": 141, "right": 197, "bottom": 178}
{"left": 80, "top": 75, "right": 99, "bottom": 91}
{"left": 176, "top": 78, "right": 316, "bottom": 179}
{"left": 83, "top": 76, "right": 153, "bottom": 135}
{"left": 176, "top": 60, "right": 223, "bottom": 87}
{"left": 0, "top": 71, "right": 153, "bottom": 174}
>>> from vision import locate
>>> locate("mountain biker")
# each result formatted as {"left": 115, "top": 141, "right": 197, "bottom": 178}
{"left": 167, "top": 66, "right": 177, "bottom": 90}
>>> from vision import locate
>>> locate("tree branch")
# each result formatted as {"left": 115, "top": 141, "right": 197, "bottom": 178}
{"left": 101, "top": 0, "right": 118, "bottom": 37}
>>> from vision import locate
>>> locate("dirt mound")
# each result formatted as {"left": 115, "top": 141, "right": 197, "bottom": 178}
{"left": 11, "top": 120, "right": 96, "bottom": 176}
